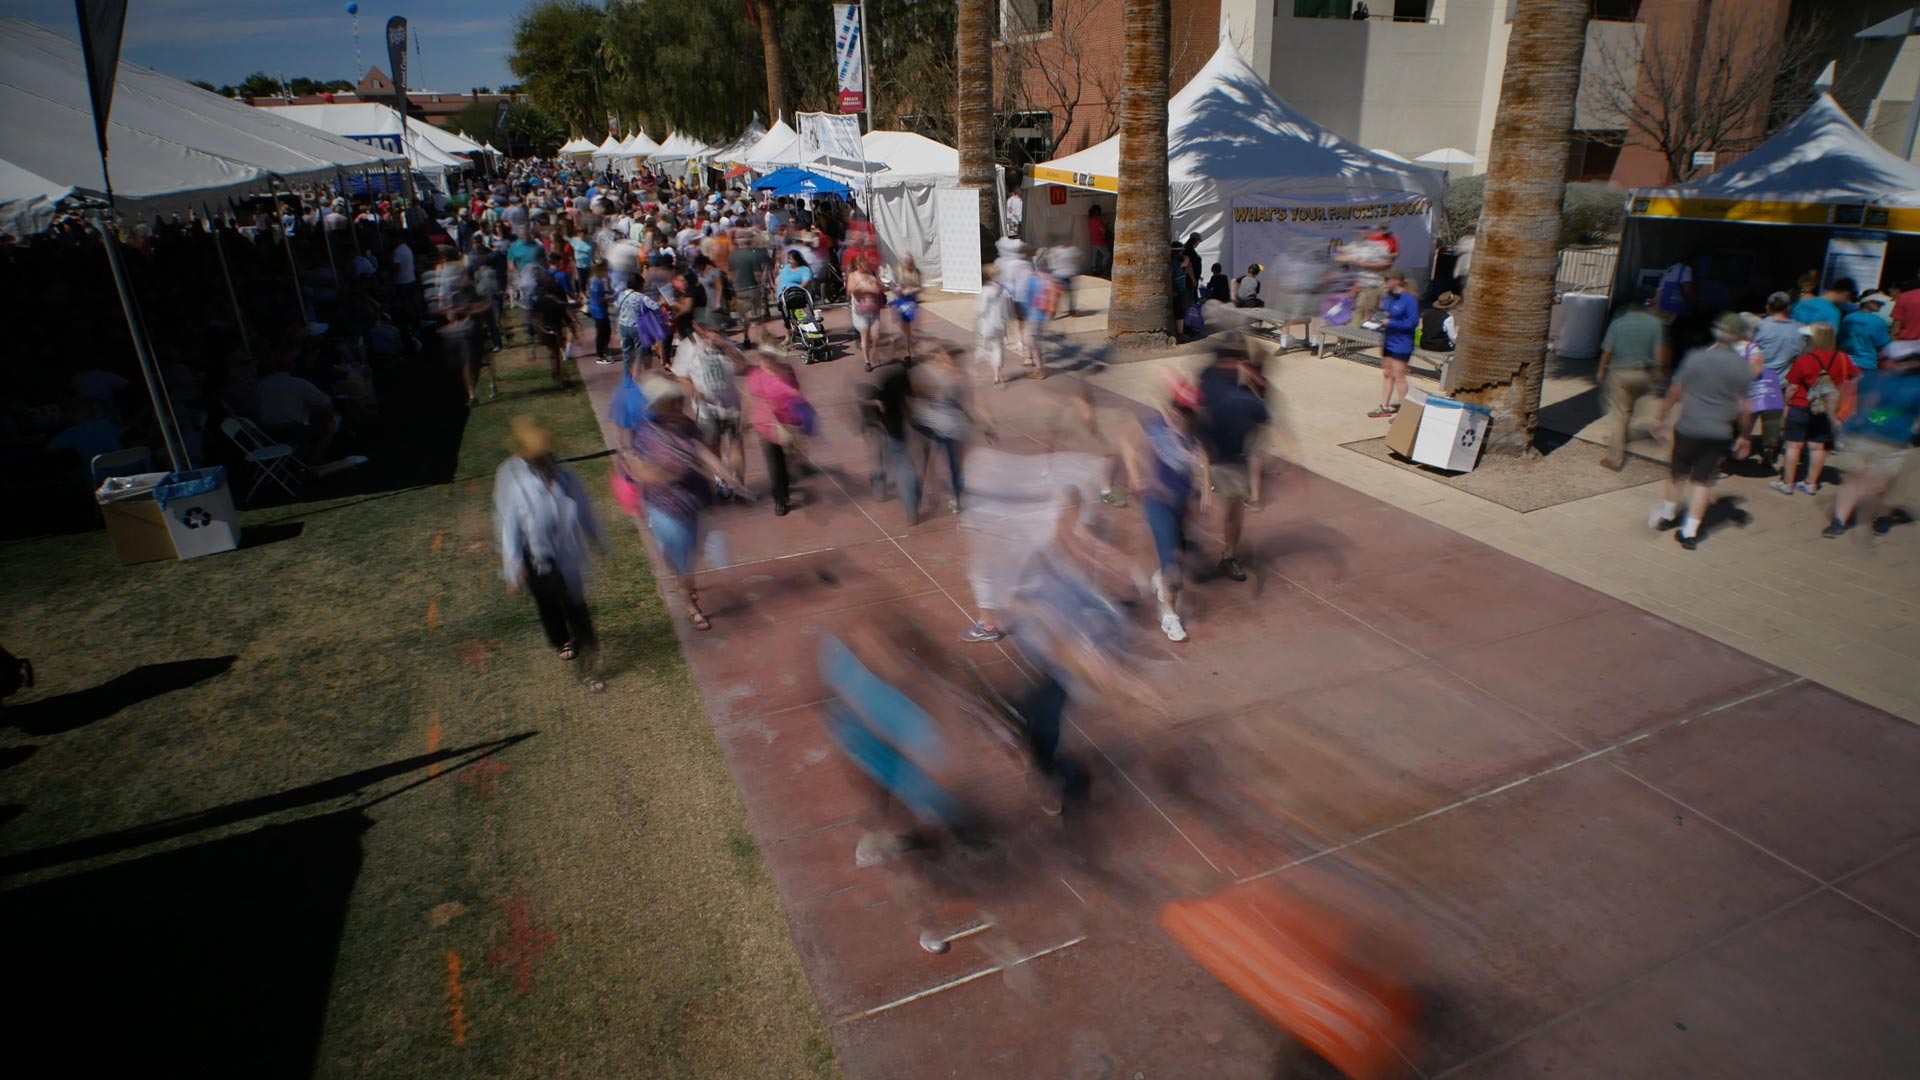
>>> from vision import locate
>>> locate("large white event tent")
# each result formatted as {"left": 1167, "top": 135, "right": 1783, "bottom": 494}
{"left": 256, "top": 103, "right": 471, "bottom": 191}
{"left": 1024, "top": 39, "right": 1446, "bottom": 283}
{"left": 558, "top": 136, "right": 598, "bottom": 159}
{"left": 743, "top": 120, "right": 802, "bottom": 172}
{"left": 0, "top": 18, "right": 403, "bottom": 236}
{"left": 620, "top": 131, "right": 662, "bottom": 157}
{"left": 813, "top": 131, "right": 964, "bottom": 281}
{"left": 1614, "top": 93, "right": 1920, "bottom": 301}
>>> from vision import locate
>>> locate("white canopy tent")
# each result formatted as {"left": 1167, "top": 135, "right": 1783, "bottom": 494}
{"left": 558, "top": 137, "right": 598, "bottom": 157}
{"left": 589, "top": 134, "right": 625, "bottom": 167}
{"left": 620, "top": 131, "right": 662, "bottom": 157}
{"left": 257, "top": 103, "right": 470, "bottom": 191}
{"left": 650, "top": 132, "right": 711, "bottom": 165}
{"left": 0, "top": 18, "right": 403, "bottom": 236}
{"left": 1617, "top": 93, "right": 1920, "bottom": 301}
{"left": 805, "top": 131, "right": 963, "bottom": 282}
{"left": 697, "top": 120, "right": 768, "bottom": 169}
{"left": 743, "top": 120, "right": 802, "bottom": 173}
{"left": 1025, "top": 39, "right": 1447, "bottom": 286}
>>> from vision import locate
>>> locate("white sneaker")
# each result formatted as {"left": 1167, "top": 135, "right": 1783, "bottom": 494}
{"left": 1159, "top": 609, "right": 1188, "bottom": 643}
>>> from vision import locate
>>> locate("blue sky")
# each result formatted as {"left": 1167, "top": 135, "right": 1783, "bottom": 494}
{"left": 0, "top": 0, "right": 519, "bottom": 91}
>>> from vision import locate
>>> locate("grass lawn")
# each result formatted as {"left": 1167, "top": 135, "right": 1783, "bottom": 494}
{"left": 0, "top": 347, "right": 835, "bottom": 1078}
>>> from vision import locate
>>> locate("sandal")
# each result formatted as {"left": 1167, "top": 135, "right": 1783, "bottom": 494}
{"left": 583, "top": 676, "right": 606, "bottom": 693}
{"left": 557, "top": 644, "right": 578, "bottom": 661}
{"left": 687, "top": 608, "right": 711, "bottom": 632}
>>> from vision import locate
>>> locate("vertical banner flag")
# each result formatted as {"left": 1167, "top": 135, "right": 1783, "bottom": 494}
{"left": 386, "top": 16, "right": 409, "bottom": 101}
{"left": 72, "top": 0, "right": 130, "bottom": 160}
{"left": 832, "top": 4, "right": 865, "bottom": 114}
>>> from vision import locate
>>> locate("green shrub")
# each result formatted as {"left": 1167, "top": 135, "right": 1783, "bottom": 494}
{"left": 1442, "top": 175, "right": 1626, "bottom": 247}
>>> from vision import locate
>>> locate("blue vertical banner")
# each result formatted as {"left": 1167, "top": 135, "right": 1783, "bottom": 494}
{"left": 832, "top": 4, "right": 865, "bottom": 114}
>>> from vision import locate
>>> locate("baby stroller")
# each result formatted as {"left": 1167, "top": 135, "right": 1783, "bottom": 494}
{"left": 782, "top": 285, "right": 833, "bottom": 365}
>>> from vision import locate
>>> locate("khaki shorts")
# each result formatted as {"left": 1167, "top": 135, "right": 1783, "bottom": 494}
{"left": 1835, "top": 436, "right": 1913, "bottom": 480}
{"left": 1211, "top": 463, "right": 1251, "bottom": 502}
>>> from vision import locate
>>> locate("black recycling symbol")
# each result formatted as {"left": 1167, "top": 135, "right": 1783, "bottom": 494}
{"left": 182, "top": 507, "right": 212, "bottom": 529}
{"left": 1460, "top": 427, "right": 1478, "bottom": 448}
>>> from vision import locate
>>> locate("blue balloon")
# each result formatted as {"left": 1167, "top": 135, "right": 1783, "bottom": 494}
{"left": 345, "top": 2, "right": 358, "bottom": 13}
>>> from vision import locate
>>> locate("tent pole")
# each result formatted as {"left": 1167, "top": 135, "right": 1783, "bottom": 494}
{"left": 271, "top": 179, "right": 312, "bottom": 325}
{"left": 204, "top": 203, "right": 254, "bottom": 360}
{"left": 94, "top": 210, "right": 192, "bottom": 472}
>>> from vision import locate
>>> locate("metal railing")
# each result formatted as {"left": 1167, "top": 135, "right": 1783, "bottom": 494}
{"left": 1556, "top": 244, "right": 1618, "bottom": 296}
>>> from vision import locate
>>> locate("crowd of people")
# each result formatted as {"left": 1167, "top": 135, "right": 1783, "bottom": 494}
{"left": 1598, "top": 268, "right": 1920, "bottom": 547}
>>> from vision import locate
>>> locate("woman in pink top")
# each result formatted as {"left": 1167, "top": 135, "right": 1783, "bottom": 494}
{"left": 744, "top": 341, "right": 813, "bottom": 516}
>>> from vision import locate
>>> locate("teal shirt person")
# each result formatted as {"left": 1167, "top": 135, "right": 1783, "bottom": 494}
{"left": 1839, "top": 309, "right": 1891, "bottom": 371}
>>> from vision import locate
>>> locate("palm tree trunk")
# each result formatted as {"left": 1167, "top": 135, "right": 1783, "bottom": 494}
{"left": 1452, "top": 0, "right": 1589, "bottom": 454}
{"left": 1108, "top": 0, "right": 1170, "bottom": 342}
{"left": 753, "top": 1, "right": 787, "bottom": 123}
{"left": 956, "top": 0, "right": 996, "bottom": 233}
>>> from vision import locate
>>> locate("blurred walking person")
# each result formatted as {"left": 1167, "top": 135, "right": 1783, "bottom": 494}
{"left": 1125, "top": 379, "right": 1208, "bottom": 641}
{"left": 1197, "top": 345, "right": 1271, "bottom": 582}
{"left": 495, "top": 416, "right": 608, "bottom": 691}
{"left": 1653, "top": 314, "right": 1754, "bottom": 550}
{"left": 744, "top": 340, "right": 815, "bottom": 517}
{"left": 1825, "top": 353, "right": 1920, "bottom": 538}
{"left": 975, "top": 267, "right": 1013, "bottom": 385}
{"left": 911, "top": 345, "right": 984, "bottom": 515}
{"left": 626, "top": 379, "right": 740, "bottom": 630}
{"left": 1595, "top": 288, "right": 1670, "bottom": 471}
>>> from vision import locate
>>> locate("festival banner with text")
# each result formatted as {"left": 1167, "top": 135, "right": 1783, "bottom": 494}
{"left": 832, "top": 4, "right": 865, "bottom": 113}
{"left": 1229, "top": 192, "right": 1436, "bottom": 298}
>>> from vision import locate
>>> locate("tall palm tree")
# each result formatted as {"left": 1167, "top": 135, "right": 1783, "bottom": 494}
{"left": 956, "top": 0, "right": 995, "bottom": 232}
{"left": 1452, "top": 0, "right": 1590, "bottom": 453}
{"left": 1108, "top": 0, "right": 1170, "bottom": 341}
{"left": 752, "top": 1, "right": 787, "bottom": 122}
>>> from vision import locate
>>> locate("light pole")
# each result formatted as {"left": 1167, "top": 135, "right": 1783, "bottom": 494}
{"left": 1856, "top": 7, "right": 1920, "bottom": 161}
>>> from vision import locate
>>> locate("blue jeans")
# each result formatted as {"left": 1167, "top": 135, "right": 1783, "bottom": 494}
{"left": 646, "top": 507, "right": 698, "bottom": 577}
{"left": 915, "top": 425, "right": 964, "bottom": 501}
{"left": 1144, "top": 495, "right": 1188, "bottom": 573}
{"left": 887, "top": 436, "right": 920, "bottom": 523}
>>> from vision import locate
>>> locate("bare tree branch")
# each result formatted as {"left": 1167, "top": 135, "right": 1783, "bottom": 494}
{"left": 1586, "top": 4, "right": 1827, "bottom": 182}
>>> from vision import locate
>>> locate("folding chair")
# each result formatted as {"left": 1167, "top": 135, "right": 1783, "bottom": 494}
{"left": 89, "top": 446, "right": 151, "bottom": 486}
{"left": 220, "top": 418, "right": 301, "bottom": 504}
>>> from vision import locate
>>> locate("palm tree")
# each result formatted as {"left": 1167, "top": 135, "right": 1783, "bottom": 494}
{"left": 752, "top": 1, "right": 787, "bottom": 122}
{"left": 1451, "top": 0, "right": 1590, "bottom": 453}
{"left": 956, "top": 0, "right": 995, "bottom": 232}
{"left": 1108, "top": 0, "right": 1170, "bottom": 341}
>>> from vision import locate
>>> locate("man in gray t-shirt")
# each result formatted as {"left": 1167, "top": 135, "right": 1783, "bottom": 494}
{"left": 1652, "top": 313, "right": 1754, "bottom": 549}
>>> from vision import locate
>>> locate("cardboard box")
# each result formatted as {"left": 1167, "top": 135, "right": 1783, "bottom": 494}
{"left": 1384, "top": 388, "right": 1428, "bottom": 458}
{"left": 95, "top": 468, "right": 241, "bottom": 564}
{"left": 1411, "top": 396, "right": 1493, "bottom": 473}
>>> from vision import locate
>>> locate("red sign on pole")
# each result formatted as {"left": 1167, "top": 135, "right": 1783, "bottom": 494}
{"left": 838, "top": 90, "right": 866, "bottom": 114}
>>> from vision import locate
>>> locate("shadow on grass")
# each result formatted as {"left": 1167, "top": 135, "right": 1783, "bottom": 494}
{"left": 0, "top": 730, "right": 536, "bottom": 876}
{"left": 0, "top": 807, "right": 369, "bottom": 1076}
{"left": 7, "top": 656, "right": 239, "bottom": 737}
{"left": 238, "top": 521, "right": 305, "bottom": 549}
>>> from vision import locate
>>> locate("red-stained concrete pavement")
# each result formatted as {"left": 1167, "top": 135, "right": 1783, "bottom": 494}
{"left": 577, "top": 303, "right": 1920, "bottom": 1079}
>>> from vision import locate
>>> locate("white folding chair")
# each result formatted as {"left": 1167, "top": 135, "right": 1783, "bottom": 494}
{"left": 221, "top": 418, "right": 301, "bottom": 504}
{"left": 89, "top": 446, "right": 151, "bottom": 486}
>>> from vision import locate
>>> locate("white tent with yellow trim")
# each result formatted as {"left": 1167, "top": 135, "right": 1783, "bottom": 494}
{"left": 1616, "top": 94, "right": 1920, "bottom": 302}
{"left": 1023, "top": 39, "right": 1444, "bottom": 281}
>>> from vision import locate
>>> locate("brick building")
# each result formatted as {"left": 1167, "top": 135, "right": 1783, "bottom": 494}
{"left": 244, "top": 67, "right": 519, "bottom": 131}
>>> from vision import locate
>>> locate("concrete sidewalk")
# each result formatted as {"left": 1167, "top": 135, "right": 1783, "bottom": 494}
{"left": 577, "top": 308, "right": 1920, "bottom": 1078}
{"left": 1089, "top": 340, "right": 1920, "bottom": 722}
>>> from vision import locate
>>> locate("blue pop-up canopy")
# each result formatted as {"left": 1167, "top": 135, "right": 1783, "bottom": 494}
{"left": 751, "top": 167, "right": 851, "bottom": 197}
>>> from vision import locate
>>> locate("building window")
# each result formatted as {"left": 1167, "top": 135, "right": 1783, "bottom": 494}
{"left": 1391, "top": 0, "right": 1432, "bottom": 21}
{"left": 1293, "top": 0, "right": 1356, "bottom": 17}
{"left": 1591, "top": 0, "right": 1641, "bottom": 21}
{"left": 1001, "top": 0, "right": 1052, "bottom": 37}
{"left": 1566, "top": 132, "right": 1623, "bottom": 182}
